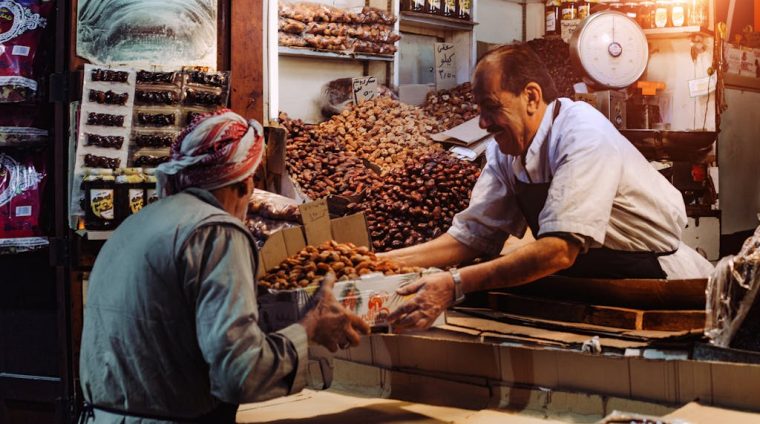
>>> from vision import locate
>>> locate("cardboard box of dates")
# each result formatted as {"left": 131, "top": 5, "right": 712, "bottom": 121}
{"left": 257, "top": 198, "right": 433, "bottom": 332}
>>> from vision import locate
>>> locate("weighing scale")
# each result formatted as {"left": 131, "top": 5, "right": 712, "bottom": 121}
{"left": 569, "top": 10, "right": 649, "bottom": 89}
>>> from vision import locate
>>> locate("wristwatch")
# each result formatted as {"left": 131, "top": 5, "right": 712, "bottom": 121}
{"left": 449, "top": 268, "right": 466, "bottom": 306}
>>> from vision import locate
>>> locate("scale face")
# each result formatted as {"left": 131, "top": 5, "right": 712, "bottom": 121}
{"left": 570, "top": 11, "right": 649, "bottom": 89}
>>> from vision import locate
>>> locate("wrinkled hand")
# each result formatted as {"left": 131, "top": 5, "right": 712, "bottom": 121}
{"left": 301, "top": 273, "right": 370, "bottom": 352}
{"left": 386, "top": 272, "right": 454, "bottom": 332}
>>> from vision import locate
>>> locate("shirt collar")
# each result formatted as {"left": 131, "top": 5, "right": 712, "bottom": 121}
{"left": 183, "top": 187, "right": 225, "bottom": 211}
{"left": 525, "top": 99, "right": 560, "bottom": 162}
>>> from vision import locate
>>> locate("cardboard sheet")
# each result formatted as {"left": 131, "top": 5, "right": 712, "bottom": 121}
{"left": 430, "top": 117, "right": 489, "bottom": 146}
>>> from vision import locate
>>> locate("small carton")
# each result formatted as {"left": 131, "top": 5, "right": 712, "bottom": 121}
{"left": 256, "top": 198, "right": 425, "bottom": 332}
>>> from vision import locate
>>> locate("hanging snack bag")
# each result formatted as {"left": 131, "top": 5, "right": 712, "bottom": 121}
{"left": 0, "top": 152, "right": 46, "bottom": 238}
{"left": 0, "top": 0, "right": 54, "bottom": 103}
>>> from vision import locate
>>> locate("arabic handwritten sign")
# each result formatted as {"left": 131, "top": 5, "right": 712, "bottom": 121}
{"left": 352, "top": 76, "right": 378, "bottom": 104}
{"left": 434, "top": 42, "right": 456, "bottom": 90}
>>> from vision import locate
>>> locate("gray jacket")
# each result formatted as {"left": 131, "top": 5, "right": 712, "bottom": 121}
{"left": 79, "top": 188, "right": 307, "bottom": 423}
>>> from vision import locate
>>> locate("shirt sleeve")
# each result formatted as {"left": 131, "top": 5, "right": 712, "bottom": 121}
{"left": 180, "top": 224, "right": 309, "bottom": 404}
{"left": 537, "top": 123, "right": 623, "bottom": 247}
{"left": 448, "top": 141, "right": 528, "bottom": 257}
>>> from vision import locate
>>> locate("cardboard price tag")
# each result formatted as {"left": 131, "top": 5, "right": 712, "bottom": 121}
{"left": 299, "top": 198, "right": 332, "bottom": 246}
{"left": 352, "top": 76, "right": 378, "bottom": 104}
{"left": 434, "top": 42, "right": 457, "bottom": 90}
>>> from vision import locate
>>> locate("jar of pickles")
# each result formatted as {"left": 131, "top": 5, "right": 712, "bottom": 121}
{"left": 637, "top": 1, "right": 656, "bottom": 28}
{"left": 671, "top": 0, "right": 687, "bottom": 27}
{"left": 577, "top": 0, "right": 590, "bottom": 20}
{"left": 687, "top": 0, "right": 708, "bottom": 27}
{"left": 443, "top": 0, "right": 457, "bottom": 17}
{"left": 623, "top": 2, "right": 639, "bottom": 19}
{"left": 654, "top": 0, "right": 671, "bottom": 28}
{"left": 561, "top": 0, "right": 578, "bottom": 21}
{"left": 458, "top": 0, "right": 471, "bottom": 20}
{"left": 427, "top": 0, "right": 441, "bottom": 14}
{"left": 546, "top": 0, "right": 561, "bottom": 35}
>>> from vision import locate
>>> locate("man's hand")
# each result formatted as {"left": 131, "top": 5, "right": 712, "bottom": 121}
{"left": 386, "top": 272, "right": 455, "bottom": 332}
{"left": 300, "top": 273, "right": 370, "bottom": 352}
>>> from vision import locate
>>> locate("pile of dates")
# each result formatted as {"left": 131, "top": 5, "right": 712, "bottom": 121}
{"left": 317, "top": 97, "right": 442, "bottom": 172}
{"left": 282, "top": 114, "right": 382, "bottom": 200}
{"left": 260, "top": 240, "right": 419, "bottom": 290}
{"left": 347, "top": 152, "right": 480, "bottom": 252}
{"left": 525, "top": 38, "right": 583, "bottom": 99}
{"left": 422, "top": 83, "right": 479, "bottom": 132}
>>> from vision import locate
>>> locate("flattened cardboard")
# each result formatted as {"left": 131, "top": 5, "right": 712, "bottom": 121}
{"left": 330, "top": 213, "right": 370, "bottom": 248}
{"left": 299, "top": 198, "right": 332, "bottom": 246}
{"left": 430, "top": 117, "right": 489, "bottom": 146}
{"left": 664, "top": 402, "right": 760, "bottom": 423}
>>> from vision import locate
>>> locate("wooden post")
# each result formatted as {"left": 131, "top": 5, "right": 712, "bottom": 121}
{"left": 755, "top": 0, "right": 760, "bottom": 32}
{"left": 230, "top": 0, "right": 264, "bottom": 122}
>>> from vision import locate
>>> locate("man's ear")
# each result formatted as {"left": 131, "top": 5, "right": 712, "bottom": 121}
{"left": 524, "top": 82, "right": 544, "bottom": 115}
{"left": 234, "top": 180, "right": 249, "bottom": 198}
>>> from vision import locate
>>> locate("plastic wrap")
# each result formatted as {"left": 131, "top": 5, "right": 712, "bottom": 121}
{"left": 319, "top": 78, "right": 397, "bottom": 119}
{"left": 0, "top": 0, "right": 54, "bottom": 103}
{"left": 706, "top": 227, "right": 760, "bottom": 348}
{"left": 0, "top": 152, "right": 46, "bottom": 238}
{"left": 245, "top": 189, "right": 301, "bottom": 248}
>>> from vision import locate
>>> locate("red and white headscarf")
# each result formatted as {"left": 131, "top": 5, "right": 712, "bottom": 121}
{"left": 156, "top": 109, "right": 265, "bottom": 197}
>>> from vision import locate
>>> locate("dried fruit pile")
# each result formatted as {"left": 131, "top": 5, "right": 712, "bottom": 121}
{"left": 347, "top": 152, "right": 480, "bottom": 252}
{"left": 422, "top": 82, "right": 480, "bottom": 132}
{"left": 525, "top": 38, "right": 583, "bottom": 99}
{"left": 318, "top": 97, "right": 442, "bottom": 171}
{"left": 260, "top": 240, "right": 420, "bottom": 290}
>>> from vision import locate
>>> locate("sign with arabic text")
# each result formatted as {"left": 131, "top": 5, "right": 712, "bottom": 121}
{"left": 434, "top": 42, "right": 456, "bottom": 90}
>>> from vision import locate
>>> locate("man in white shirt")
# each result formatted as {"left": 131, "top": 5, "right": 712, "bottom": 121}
{"left": 383, "top": 44, "right": 713, "bottom": 332}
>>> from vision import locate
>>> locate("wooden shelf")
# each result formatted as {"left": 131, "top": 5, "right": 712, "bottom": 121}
{"left": 278, "top": 47, "right": 394, "bottom": 62}
{"left": 643, "top": 26, "right": 713, "bottom": 39}
{"left": 399, "top": 11, "right": 476, "bottom": 31}
{"left": 75, "top": 230, "right": 113, "bottom": 241}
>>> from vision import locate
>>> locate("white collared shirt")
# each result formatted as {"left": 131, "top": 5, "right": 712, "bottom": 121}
{"left": 448, "top": 98, "right": 713, "bottom": 278}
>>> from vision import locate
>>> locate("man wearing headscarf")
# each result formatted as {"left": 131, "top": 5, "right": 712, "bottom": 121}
{"left": 79, "top": 110, "right": 369, "bottom": 423}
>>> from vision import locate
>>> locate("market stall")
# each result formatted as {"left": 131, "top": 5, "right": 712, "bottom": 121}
{"left": 5, "top": 0, "right": 760, "bottom": 422}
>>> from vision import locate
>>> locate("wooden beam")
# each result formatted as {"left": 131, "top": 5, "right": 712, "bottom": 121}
{"left": 230, "top": 0, "right": 264, "bottom": 121}
{"left": 756, "top": 0, "right": 760, "bottom": 32}
{"left": 488, "top": 292, "right": 706, "bottom": 331}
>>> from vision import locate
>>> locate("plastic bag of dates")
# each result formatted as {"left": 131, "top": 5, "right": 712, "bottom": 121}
{"left": 0, "top": 151, "right": 46, "bottom": 238}
{"left": 0, "top": 0, "right": 54, "bottom": 103}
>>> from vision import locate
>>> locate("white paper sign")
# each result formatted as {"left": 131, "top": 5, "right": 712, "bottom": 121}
{"left": 352, "top": 76, "right": 378, "bottom": 104}
{"left": 688, "top": 76, "right": 717, "bottom": 97}
{"left": 434, "top": 42, "right": 457, "bottom": 90}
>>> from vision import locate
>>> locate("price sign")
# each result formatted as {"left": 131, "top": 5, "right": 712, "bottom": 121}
{"left": 352, "top": 76, "right": 378, "bottom": 104}
{"left": 434, "top": 42, "right": 457, "bottom": 90}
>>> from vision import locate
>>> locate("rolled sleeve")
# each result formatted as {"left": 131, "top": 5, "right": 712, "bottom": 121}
{"left": 274, "top": 323, "right": 309, "bottom": 394}
{"left": 448, "top": 141, "right": 527, "bottom": 256}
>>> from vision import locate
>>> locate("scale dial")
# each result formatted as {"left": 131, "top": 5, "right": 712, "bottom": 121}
{"left": 570, "top": 10, "right": 649, "bottom": 88}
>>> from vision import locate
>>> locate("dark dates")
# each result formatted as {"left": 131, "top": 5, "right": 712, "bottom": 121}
{"left": 91, "top": 69, "right": 129, "bottom": 83}
{"left": 184, "top": 89, "right": 223, "bottom": 106}
{"left": 188, "top": 71, "right": 227, "bottom": 88}
{"left": 134, "top": 155, "right": 170, "bottom": 167}
{"left": 135, "top": 133, "right": 174, "bottom": 148}
{"left": 136, "top": 90, "right": 179, "bottom": 105}
{"left": 89, "top": 89, "right": 129, "bottom": 105}
{"left": 84, "top": 154, "right": 121, "bottom": 169}
{"left": 137, "top": 112, "right": 175, "bottom": 127}
{"left": 87, "top": 112, "right": 124, "bottom": 127}
{"left": 136, "top": 70, "right": 177, "bottom": 84}
{"left": 86, "top": 134, "right": 124, "bottom": 149}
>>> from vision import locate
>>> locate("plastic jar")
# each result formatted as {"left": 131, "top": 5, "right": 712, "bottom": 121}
{"left": 637, "top": 1, "right": 656, "bottom": 28}
{"left": 623, "top": 2, "right": 639, "bottom": 19}
{"left": 115, "top": 168, "right": 145, "bottom": 224}
{"left": 671, "top": 0, "right": 687, "bottom": 27}
{"left": 82, "top": 169, "right": 117, "bottom": 231}
{"left": 654, "top": 0, "right": 671, "bottom": 28}
{"left": 458, "top": 0, "right": 471, "bottom": 20}
{"left": 443, "top": 0, "right": 457, "bottom": 17}
{"left": 143, "top": 168, "right": 159, "bottom": 205}
{"left": 561, "top": 0, "right": 578, "bottom": 21}
{"left": 427, "top": 0, "right": 441, "bottom": 14}
{"left": 577, "top": 0, "right": 590, "bottom": 20}
{"left": 546, "top": 0, "right": 561, "bottom": 35}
